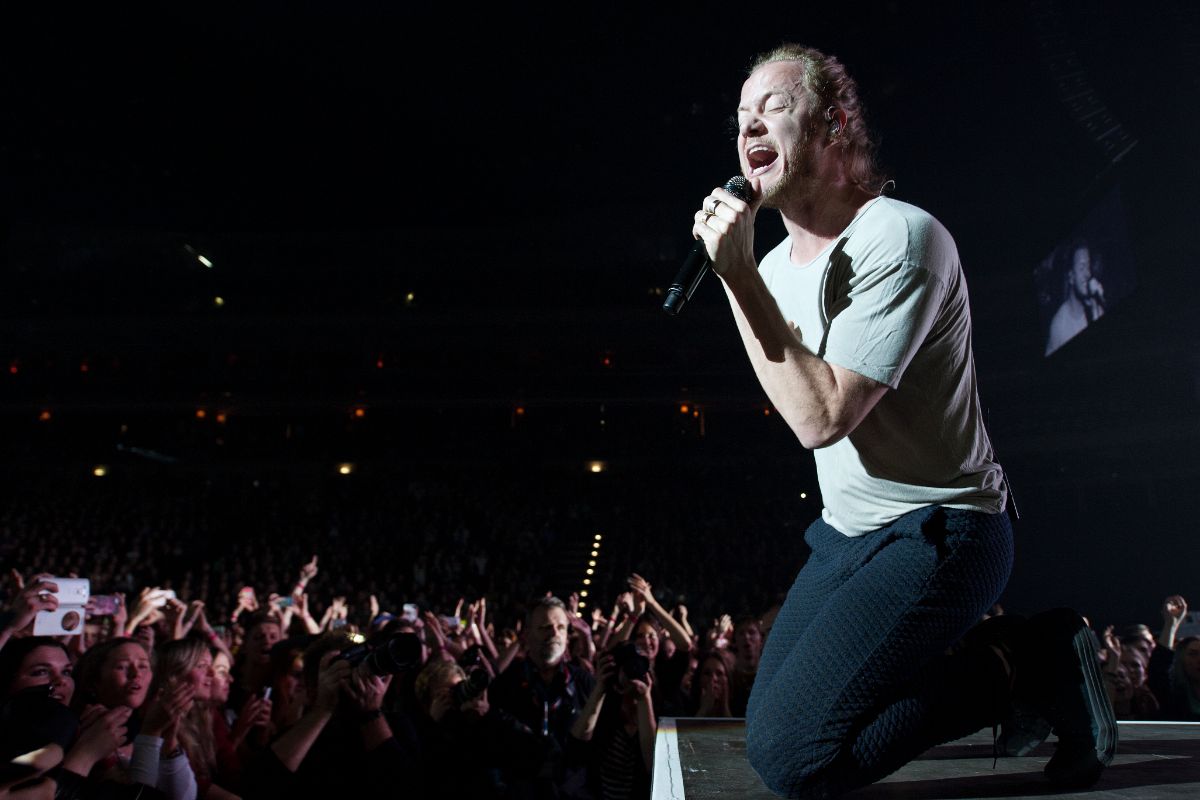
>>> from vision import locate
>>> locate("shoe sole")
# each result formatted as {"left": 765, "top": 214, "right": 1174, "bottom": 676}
{"left": 1071, "top": 616, "right": 1117, "bottom": 766}
{"left": 1042, "top": 610, "right": 1118, "bottom": 788}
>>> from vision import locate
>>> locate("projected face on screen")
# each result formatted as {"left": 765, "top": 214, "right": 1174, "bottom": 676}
{"left": 1037, "top": 189, "right": 1133, "bottom": 357}
{"left": 1044, "top": 242, "right": 1106, "bottom": 356}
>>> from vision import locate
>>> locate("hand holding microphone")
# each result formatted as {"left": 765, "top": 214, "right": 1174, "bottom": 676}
{"left": 663, "top": 176, "right": 756, "bottom": 315}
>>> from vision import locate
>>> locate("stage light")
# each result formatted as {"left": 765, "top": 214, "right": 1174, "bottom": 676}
{"left": 376, "top": 358, "right": 385, "bottom": 369}
{"left": 92, "top": 465, "right": 108, "bottom": 478}
{"left": 583, "top": 578, "right": 591, "bottom": 585}
{"left": 215, "top": 412, "right": 227, "bottom": 424}
{"left": 337, "top": 463, "right": 355, "bottom": 475}
{"left": 353, "top": 407, "right": 366, "bottom": 418}
{"left": 38, "top": 410, "right": 51, "bottom": 422}
{"left": 587, "top": 461, "right": 606, "bottom": 473}
{"left": 586, "top": 568, "right": 594, "bottom": 575}
{"left": 213, "top": 296, "right": 225, "bottom": 307}
{"left": 591, "top": 550, "right": 598, "bottom": 557}
{"left": 195, "top": 409, "right": 207, "bottom": 419}
{"left": 578, "top": 601, "right": 586, "bottom": 608}
{"left": 800, "top": 492, "right": 807, "bottom": 500}
{"left": 515, "top": 406, "right": 525, "bottom": 416}
{"left": 764, "top": 408, "right": 771, "bottom": 416}
{"left": 680, "top": 404, "right": 689, "bottom": 414}
{"left": 594, "top": 534, "right": 602, "bottom": 541}
{"left": 197, "top": 254, "right": 213, "bottom": 268}
{"left": 580, "top": 590, "right": 588, "bottom": 597}
{"left": 588, "top": 560, "right": 596, "bottom": 567}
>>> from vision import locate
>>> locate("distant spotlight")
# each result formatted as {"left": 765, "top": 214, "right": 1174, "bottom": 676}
{"left": 587, "top": 461, "right": 606, "bottom": 474}
{"left": 580, "top": 590, "right": 588, "bottom": 597}
{"left": 405, "top": 292, "right": 415, "bottom": 305}
{"left": 679, "top": 404, "right": 689, "bottom": 414}
{"left": 213, "top": 296, "right": 225, "bottom": 307}
{"left": 692, "top": 410, "right": 699, "bottom": 418}
{"left": 215, "top": 412, "right": 227, "bottom": 424}
{"left": 38, "top": 410, "right": 52, "bottom": 422}
{"left": 353, "top": 407, "right": 366, "bottom": 418}
{"left": 590, "top": 550, "right": 598, "bottom": 557}
{"left": 594, "top": 534, "right": 602, "bottom": 541}
{"left": 578, "top": 601, "right": 586, "bottom": 608}
{"left": 348, "top": 632, "right": 367, "bottom": 644}
{"left": 7, "top": 363, "right": 17, "bottom": 375}
{"left": 195, "top": 409, "right": 207, "bottom": 420}
{"left": 515, "top": 406, "right": 526, "bottom": 416}
{"left": 92, "top": 465, "right": 108, "bottom": 478}
{"left": 337, "top": 463, "right": 354, "bottom": 475}
{"left": 800, "top": 492, "right": 808, "bottom": 500}
{"left": 375, "top": 358, "right": 385, "bottom": 369}
{"left": 583, "top": 578, "right": 591, "bottom": 585}
{"left": 588, "top": 560, "right": 596, "bottom": 567}
{"left": 763, "top": 408, "right": 771, "bottom": 416}
{"left": 586, "top": 568, "right": 594, "bottom": 575}
{"left": 197, "top": 254, "right": 213, "bottom": 268}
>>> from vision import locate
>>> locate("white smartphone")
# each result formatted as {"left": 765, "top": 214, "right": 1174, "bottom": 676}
{"left": 33, "top": 577, "right": 90, "bottom": 636}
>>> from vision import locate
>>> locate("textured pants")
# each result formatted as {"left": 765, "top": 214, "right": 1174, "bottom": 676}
{"left": 745, "top": 505, "right": 1014, "bottom": 799}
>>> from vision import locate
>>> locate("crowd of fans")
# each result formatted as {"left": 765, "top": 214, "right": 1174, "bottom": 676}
{"left": 0, "top": 471, "right": 1196, "bottom": 799}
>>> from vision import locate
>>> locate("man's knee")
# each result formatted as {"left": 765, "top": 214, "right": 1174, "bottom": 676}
{"left": 746, "top": 718, "right": 840, "bottom": 799}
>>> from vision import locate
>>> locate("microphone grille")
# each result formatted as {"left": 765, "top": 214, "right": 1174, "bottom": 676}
{"left": 724, "top": 176, "right": 752, "bottom": 203}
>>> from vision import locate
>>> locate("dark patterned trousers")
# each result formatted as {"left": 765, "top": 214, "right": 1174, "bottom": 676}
{"left": 746, "top": 505, "right": 1014, "bottom": 799}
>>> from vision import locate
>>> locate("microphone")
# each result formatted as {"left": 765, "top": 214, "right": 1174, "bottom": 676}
{"left": 662, "top": 176, "right": 753, "bottom": 316}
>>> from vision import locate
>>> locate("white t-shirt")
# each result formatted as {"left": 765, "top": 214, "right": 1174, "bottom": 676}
{"left": 758, "top": 197, "right": 1006, "bottom": 536}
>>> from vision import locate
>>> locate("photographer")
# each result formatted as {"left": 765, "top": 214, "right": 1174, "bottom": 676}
{"left": 570, "top": 646, "right": 655, "bottom": 800}
{"left": 412, "top": 658, "right": 541, "bottom": 798}
{"left": 242, "top": 631, "right": 421, "bottom": 799}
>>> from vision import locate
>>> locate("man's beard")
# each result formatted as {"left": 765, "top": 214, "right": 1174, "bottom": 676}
{"left": 760, "top": 133, "right": 819, "bottom": 210}
{"left": 534, "top": 639, "right": 566, "bottom": 668}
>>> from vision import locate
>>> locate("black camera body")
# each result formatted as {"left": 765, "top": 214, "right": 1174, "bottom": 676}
{"left": 339, "top": 632, "right": 423, "bottom": 676}
{"left": 610, "top": 641, "right": 651, "bottom": 685}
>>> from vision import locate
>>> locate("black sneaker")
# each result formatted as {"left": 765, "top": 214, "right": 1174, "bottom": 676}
{"left": 1025, "top": 608, "right": 1118, "bottom": 788}
{"left": 959, "top": 614, "right": 1052, "bottom": 757}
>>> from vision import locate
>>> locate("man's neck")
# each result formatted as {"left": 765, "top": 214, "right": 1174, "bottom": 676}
{"left": 778, "top": 181, "right": 876, "bottom": 265}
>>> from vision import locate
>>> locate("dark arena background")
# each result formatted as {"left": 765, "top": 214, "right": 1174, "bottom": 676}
{"left": 3, "top": 4, "right": 1200, "bottom": 795}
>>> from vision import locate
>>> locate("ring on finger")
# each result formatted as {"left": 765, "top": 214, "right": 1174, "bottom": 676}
{"left": 707, "top": 198, "right": 722, "bottom": 214}
{"left": 703, "top": 211, "right": 715, "bottom": 225}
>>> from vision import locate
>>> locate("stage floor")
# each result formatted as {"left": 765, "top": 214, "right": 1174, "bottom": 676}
{"left": 653, "top": 718, "right": 1200, "bottom": 799}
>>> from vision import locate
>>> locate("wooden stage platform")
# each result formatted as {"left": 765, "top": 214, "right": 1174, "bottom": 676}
{"left": 653, "top": 718, "right": 1200, "bottom": 799}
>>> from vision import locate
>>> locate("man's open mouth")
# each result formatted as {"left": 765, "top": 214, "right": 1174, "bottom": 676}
{"left": 746, "top": 144, "right": 778, "bottom": 176}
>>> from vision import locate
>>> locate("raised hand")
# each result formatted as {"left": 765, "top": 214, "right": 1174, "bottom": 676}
{"left": 628, "top": 574, "right": 654, "bottom": 605}
{"left": 161, "top": 598, "right": 193, "bottom": 640}
{"left": 315, "top": 651, "right": 351, "bottom": 713}
{"left": 299, "top": 555, "right": 319, "bottom": 583}
{"left": 62, "top": 705, "right": 131, "bottom": 775}
{"left": 617, "top": 592, "right": 636, "bottom": 617}
{"left": 143, "top": 679, "right": 196, "bottom": 748}
{"left": 231, "top": 693, "right": 273, "bottom": 747}
{"left": 345, "top": 670, "right": 392, "bottom": 713}
{"left": 1163, "top": 595, "right": 1188, "bottom": 624}
{"left": 3, "top": 574, "right": 59, "bottom": 635}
